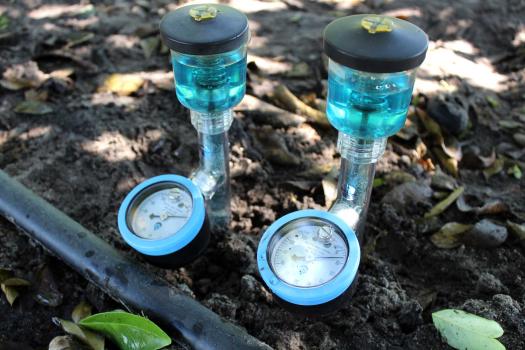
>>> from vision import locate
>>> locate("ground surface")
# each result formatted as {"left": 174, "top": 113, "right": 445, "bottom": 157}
{"left": 0, "top": 0, "right": 524, "bottom": 349}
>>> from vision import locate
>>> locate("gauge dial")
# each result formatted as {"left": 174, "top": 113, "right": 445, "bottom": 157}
{"left": 268, "top": 218, "right": 348, "bottom": 288}
{"left": 127, "top": 184, "right": 193, "bottom": 240}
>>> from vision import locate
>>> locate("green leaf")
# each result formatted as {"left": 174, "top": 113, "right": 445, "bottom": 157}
{"left": 72, "top": 300, "right": 92, "bottom": 324}
{"left": 432, "top": 309, "right": 506, "bottom": 350}
{"left": 79, "top": 311, "right": 171, "bottom": 350}
{"left": 507, "top": 164, "right": 522, "bottom": 179}
{"left": 14, "top": 100, "right": 53, "bottom": 115}
{"left": 486, "top": 95, "right": 500, "bottom": 108}
{"left": 0, "top": 14, "right": 9, "bottom": 32}
{"left": 54, "top": 318, "right": 104, "bottom": 350}
{"left": 373, "top": 177, "right": 385, "bottom": 188}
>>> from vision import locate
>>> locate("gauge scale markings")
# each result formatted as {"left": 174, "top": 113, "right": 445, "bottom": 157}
{"left": 130, "top": 186, "right": 193, "bottom": 240}
{"left": 269, "top": 221, "right": 348, "bottom": 288}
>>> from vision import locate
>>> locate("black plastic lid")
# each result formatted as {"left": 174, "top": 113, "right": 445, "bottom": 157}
{"left": 160, "top": 4, "right": 249, "bottom": 55}
{"left": 323, "top": 14, "right": 428, "bottom": 73}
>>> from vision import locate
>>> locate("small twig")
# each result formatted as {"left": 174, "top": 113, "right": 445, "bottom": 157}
{"left": 235, "top": 94, "right": 306, "bottom": 127}
{"left": 35, "top": 50, "right": 99, "bottom": 73}
{"left": 271, "top": 84, "right": 330, "bottom": 127}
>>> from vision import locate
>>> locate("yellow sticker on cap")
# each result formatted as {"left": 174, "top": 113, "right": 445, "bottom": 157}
{"left": 361, "top": 15, "right": 393, "bottom": 34}
{"left": 189, "top": 5, "right": 218, "bottom": 22}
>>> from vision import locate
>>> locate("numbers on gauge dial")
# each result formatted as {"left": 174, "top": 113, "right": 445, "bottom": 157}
{"left": 130, "top": 187, "right": 193, "bottom": 240}
{"left": 270, "top": 224, "right": 348, "bottom": 287}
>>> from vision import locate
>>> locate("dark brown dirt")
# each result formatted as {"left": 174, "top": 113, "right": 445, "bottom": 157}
{"left": 1, "top": 0, "right": 524, "bottom": 349}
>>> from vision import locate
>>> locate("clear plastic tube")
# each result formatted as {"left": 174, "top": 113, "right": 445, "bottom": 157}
{"left": 190, "top": 109, "right": 233, "bottom": 229}
{"left": 329, "top": 133, "right": 387, "bottom": 237}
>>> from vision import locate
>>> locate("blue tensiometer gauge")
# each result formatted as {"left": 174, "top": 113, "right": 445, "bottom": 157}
{"left": 118, "top": 174, "right": 209, "bottom": 268}
{"left": 257, "top": 210, "right": 360, "bottom": 315}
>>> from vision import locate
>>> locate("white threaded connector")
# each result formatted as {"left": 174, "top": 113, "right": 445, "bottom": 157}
{"left": 190, "top": 109, "right": 234, "bottom": 135}
{"left": 337, "top": 133, "right": 387, "bottom": 164}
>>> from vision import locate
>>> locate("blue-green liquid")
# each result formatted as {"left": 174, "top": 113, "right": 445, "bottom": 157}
{"left": 326, "top": 68, "right": 415, "bottom": 138}
{"left": 172, "top": 50, "right": 246, "bottom": 113}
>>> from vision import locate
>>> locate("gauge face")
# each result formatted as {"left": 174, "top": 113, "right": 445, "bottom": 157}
{"left": 268, "top": 218, "right": 348, "bottom": 288}
{"left": 127, "top": 183, "right": 193, "bottom": 240}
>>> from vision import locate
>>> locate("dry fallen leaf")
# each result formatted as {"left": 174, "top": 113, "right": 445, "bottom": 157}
{"left": 498, "top": 120, "right": 521, "bottom": 129}
{"left": 384, "top": 170, "right": 416, "bottom": 185}
{"left": 72, "top": 300, "right": 92, "bottom": 324}
{"left": 49, "top": 335, "right": 82, "bottom": 350}
{"left": 433, "top": 147, "right": 459, "bottom": 177}
{"left": 54, "top": 318, "right": 104, "bottom": 350}
{"left": 431, "top": 222, "right": 473, "bottom": 248}
{"left": 425, "top": 186, "right": 465, "bottom": 218}
{"left": 507, "top": 221, "right": 525, "bottom": 244}
{"left": 0, "top": 271, "right": 30, "bottom": 306}
{"left": 1, "top": 61, "right": 49, "bottom": 90}
{"left": 98, "top": 73, "right": 144, "bottom": 96}
{"left": 456, "top": 195, "right": 508, "bottom": 215}
{"left": 65, "top": 32, "right": 94, "bottom": 48}
{"left": 483, "top": 157, "right": 504, "bottom": 180}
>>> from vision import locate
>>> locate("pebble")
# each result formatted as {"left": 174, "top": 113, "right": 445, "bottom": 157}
{"left": 463, "top": 219, "right": 508, "bottom": 248}
{"left": 427, "top": 94, "right": 469, "bottom": 134}
{"left": 431, "top": 169, "right": 457, "bottom": 191}
{"left": 381, "top": 181, "right": 433, "bottom": 210}
{"left": 240, "top": 274, "right": 272, "bottom": 303}
{"left": 513, "top": 133, "right": 525, "bottom": 147}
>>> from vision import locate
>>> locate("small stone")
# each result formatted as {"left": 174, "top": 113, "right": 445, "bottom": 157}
{"left": 34, "top": 265, "right": 63, "bottom": 307}
{"left": 431, "top": 169, "right": 457, "bottom": 191}
{"left": 463, "top": 219, "right": 508, "bottom": 248}
{"left": 381, "top": 181, "right": 433, "bottom": 212}
{"left": 427, "top": 94, "right": 469, "bottom": 134}
{"left": 240, "top": 275, "right": 272, "bottom": 302}
{"left": 513, "top": 133, "right": 525, "bottom": 147}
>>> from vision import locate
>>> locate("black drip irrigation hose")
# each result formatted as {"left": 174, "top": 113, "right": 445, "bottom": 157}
{"left": 0, "top": 170, "right": 271, "bottom": 350}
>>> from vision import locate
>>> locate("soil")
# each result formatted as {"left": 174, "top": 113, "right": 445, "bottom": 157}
{"left": 1, "top": 0, "right": 524, "bottom": 349}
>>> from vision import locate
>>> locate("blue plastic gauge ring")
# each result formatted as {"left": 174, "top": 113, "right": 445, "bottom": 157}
{"left": 118, "top": 174, "right": 209, "bottom": 268}
{"left": 257, "top": 209, "right": 360, "bottom": 315}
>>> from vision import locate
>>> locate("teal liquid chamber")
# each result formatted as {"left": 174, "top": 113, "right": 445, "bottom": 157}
{"left": 326, "top": 60, "right": 416, "bottom": 138}
{"left": 172, "top": 46, "right": 247, "bottom": 113}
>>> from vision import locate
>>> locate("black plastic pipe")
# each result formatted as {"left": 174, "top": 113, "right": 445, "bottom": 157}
{"left": 0, "top": 170, "right": 271, "bottom": 350}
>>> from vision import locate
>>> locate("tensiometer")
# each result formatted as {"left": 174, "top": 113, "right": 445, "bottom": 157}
{"left": 118, "top": 175, "right": 209, "bottom": 268}
{"left": 257, "top": 210, "right": 360, "bottom": 315}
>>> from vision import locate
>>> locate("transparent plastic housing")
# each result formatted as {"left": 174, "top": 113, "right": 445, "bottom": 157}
{"left": 329, "top": 134, "right": 386, "bottom": 237}
{"left": 190, "top": 110, "right": 233, "bottom": 229}
{"left": 326, "top": 59, "right": 416, "bottom": 138}
{"left": 171, "top": 45, "right": 247, "bottom": 113}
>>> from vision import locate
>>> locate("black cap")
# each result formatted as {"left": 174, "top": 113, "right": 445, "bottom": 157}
{"left": 323, "top": 14, "right": 428, "bottom": 73}
{"left": 160, "top": 4, "right": 249, "bottom": 55}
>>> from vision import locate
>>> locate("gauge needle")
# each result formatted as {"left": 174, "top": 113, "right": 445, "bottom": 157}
{"left": 150, "top": 213, "right": 188, "bottom": 221}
